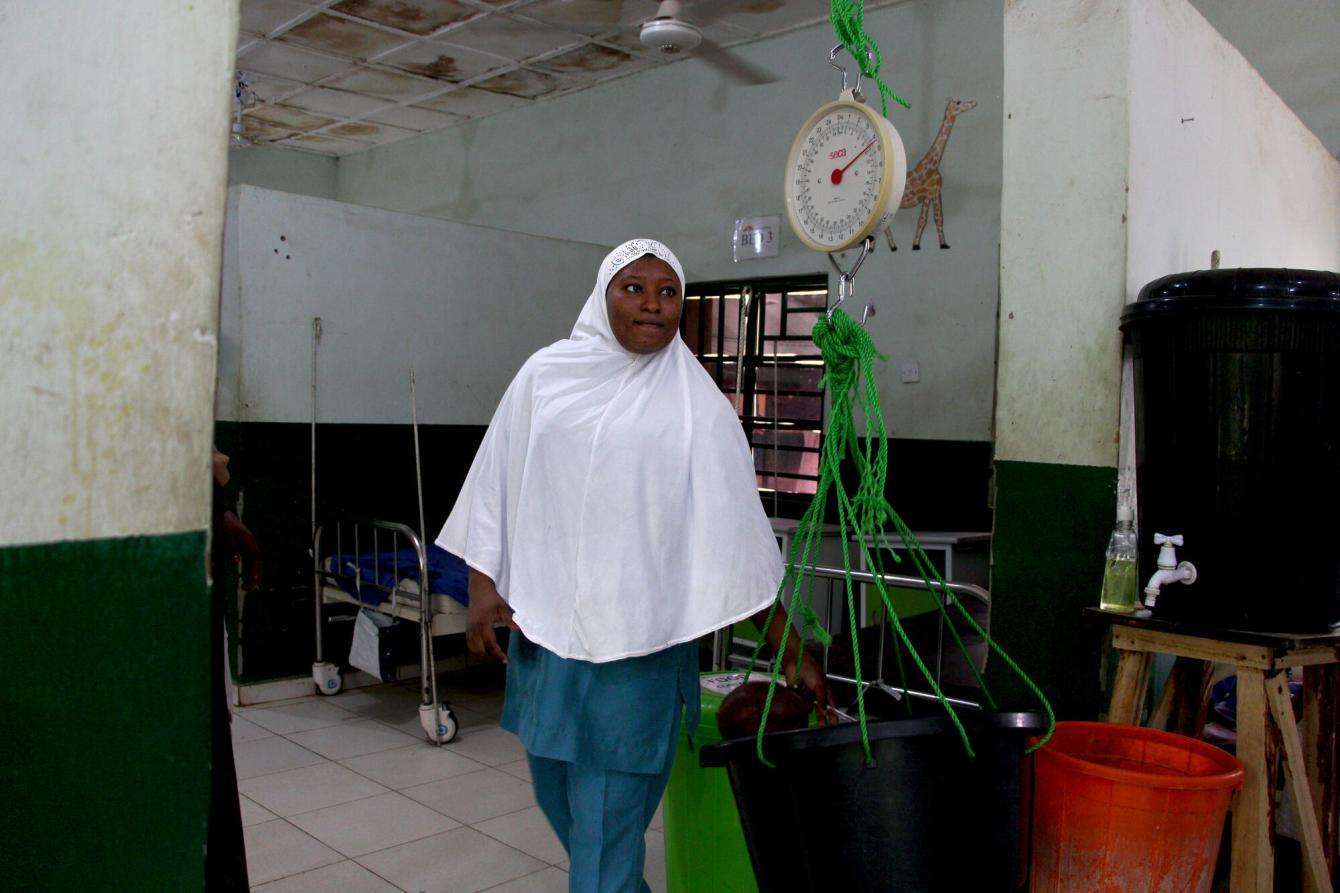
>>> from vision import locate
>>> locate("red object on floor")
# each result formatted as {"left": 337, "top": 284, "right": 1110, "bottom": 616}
{"left": 1029, "top": 721, "right": 1243, "bottom": 892}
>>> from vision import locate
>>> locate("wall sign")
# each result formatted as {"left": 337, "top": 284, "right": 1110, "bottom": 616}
{"left": 733, "top": 215, "right": 780, "bottom": 261}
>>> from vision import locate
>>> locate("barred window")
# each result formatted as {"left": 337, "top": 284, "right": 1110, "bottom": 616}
{"left": 680, "top": 275, "right": 828, "bottom": 517}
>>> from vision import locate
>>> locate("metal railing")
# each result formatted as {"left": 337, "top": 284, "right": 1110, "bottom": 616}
{"left": 713, "top": 563, "right": 990, "bottom": 710}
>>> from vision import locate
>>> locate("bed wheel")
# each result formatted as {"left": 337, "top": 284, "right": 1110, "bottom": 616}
{"left": 312, "top": 661, "right": 343, "bottom": 695}
{"left": 420, "top": 703, "right": 459, "bottom": 744}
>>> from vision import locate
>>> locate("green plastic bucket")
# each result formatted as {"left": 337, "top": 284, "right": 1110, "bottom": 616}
{"left": 663, "top": 672, "right": 760, "bottom": 893}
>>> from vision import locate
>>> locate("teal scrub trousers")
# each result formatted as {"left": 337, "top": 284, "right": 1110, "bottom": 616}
{"left": 502, "top": 633, "right": 699, "bottom": 893}
{"left": 527, "top": 749, "right": 675, "bottom": 893}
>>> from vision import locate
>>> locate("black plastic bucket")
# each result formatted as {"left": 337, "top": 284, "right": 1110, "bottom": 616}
{"left": 699, "top": 710, "right": 1046, "bottom": 892}
{"left": 1121, "top": 268, "right": 1340, "bottom": 631}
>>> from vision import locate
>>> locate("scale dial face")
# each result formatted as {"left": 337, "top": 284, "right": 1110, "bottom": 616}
{"left": 784, "top": 96, "right": 907, "bottom": 253}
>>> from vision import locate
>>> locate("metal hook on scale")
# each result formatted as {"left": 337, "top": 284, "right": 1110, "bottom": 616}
{"left": 829, "top": 43, "right": 873, "bottom": 102}
{"left": 827, "top": 235, "right": 877, "bottom": 327}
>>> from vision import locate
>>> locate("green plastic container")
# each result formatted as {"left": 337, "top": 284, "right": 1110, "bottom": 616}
{"left": 663, "top": 672, "right": 760, "bottom": 893}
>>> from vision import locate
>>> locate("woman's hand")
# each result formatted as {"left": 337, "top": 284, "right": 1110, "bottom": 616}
{"left": 467, "top": 570, "right": 518, "bottom": 663}
{"left": 784, "top": 648, "right": 837, "bottom": 725}
{"left": 221, "top": 511, "right": 263, "bottom": 591}
{"left": 751, "top": 604, "right": 838, "bottom": 725}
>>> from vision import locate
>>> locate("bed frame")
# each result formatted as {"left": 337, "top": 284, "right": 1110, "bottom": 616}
{"left": 312, "top": 518, "right": 464, "bottom": 744}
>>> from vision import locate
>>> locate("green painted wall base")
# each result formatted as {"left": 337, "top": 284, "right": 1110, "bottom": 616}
{"left": 984, "top": 460, "right": 1116, "bottom": 718}
{"left": 0, "top": 532, "right": 211, "bottom": 890}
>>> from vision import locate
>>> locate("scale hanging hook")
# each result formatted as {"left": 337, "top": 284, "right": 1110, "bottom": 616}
{"left": 827, "top": 235, "right": 877, "bottom": 326}
{"left": 829, "top": 43, "right": 872, "bottom": 102}
{"left": 825, "top": 42, "right": 879, "bottom": 102}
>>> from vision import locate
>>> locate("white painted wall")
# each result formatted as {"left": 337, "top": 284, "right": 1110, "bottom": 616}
{"left": 1189, "top": 0, "right": 1340, "bottom": 160}
{"left": 0, "top": 2, "right": 239, "bottom": 546}
{"left": 229, "top": 145, "right": 339, "bottom": 200}
{"left": 1127, "top": 0, "right": 1340, "bottom": 293}
{"left": 218, "top": 186, "right": 609, "bottom": 425}
{"left": 996, "top": 0, "right": 1340, "bottom": 471}
{"left": 336, "top": 0, "right": 1005, "bottom": 442}
{"left": 996, "top": 0, "right": 1133, "bottom": 468}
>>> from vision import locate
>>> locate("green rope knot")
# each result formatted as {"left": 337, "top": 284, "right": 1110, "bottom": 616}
{"left": 829, "top": 0, "right": 912, "bottom": 116}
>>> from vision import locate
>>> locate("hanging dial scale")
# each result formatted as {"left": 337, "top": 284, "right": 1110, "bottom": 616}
{"left": 784, "top": 51, "right": 907, "bottom": 255}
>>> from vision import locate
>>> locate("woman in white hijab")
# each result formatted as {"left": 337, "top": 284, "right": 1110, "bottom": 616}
{"left": 438, "top": 239, "right": 829, "bottom": 892}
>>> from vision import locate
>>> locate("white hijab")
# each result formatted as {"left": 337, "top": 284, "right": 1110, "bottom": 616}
{"left": 436, "top": 239, "right": 782, "bottom": 662}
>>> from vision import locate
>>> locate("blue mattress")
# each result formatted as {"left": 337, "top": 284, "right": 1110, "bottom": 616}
{"left": 327, "top": 545, "right": 469, "bottom": 608}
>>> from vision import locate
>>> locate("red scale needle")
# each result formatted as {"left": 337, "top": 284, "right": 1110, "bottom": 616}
{"left": 830, "top": 139, "right": 876, "bottom": 186}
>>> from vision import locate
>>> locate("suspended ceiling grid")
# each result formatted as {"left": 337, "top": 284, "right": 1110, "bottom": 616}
{"left": 236, "top": 0, "right": 874, "bottom": 156}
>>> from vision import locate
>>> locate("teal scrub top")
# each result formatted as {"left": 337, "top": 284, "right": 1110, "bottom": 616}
{"left": 501, "top": 633, "right": 701, "bottom": 775}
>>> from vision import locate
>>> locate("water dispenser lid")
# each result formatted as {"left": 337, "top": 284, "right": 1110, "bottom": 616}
{"left": 1121, "top": 268, "right": 1340, "bottom": 326}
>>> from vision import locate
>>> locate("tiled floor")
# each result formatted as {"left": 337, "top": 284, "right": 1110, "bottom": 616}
{"left": 234, "top": 673, "right": 666, "bottom": 892}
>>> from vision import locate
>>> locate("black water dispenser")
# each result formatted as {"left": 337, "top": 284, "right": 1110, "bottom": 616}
{"left": 1121, "top": 268, "right": 1340, "bottom": 632}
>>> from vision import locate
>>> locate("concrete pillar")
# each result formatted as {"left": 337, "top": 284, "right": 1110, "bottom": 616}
{"left": 0, "top": 2, "right": 240, "bottom": 886}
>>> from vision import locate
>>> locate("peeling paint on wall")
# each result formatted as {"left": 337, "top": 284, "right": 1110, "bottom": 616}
{"left": 0, "top": 2, "right": 239, "bottom": 547}
{"left": 996, "top": 0, "right": 1131, "bottom": 468}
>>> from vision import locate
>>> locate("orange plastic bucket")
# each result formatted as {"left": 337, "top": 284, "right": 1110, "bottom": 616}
{"left": 1030, "top": 722, "right": 1243, "bottom": 892}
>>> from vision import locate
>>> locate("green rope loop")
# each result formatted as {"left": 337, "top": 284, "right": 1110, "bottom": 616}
{"left": 749, "top": 309, "right": 1055, "bottom": 768}
{"left": 830, "top": 0, "right": 911, "bottom": 116}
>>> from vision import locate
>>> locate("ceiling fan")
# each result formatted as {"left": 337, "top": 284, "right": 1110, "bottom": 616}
{"left": 638, "top": 0, "right": 780, "bottom": 85}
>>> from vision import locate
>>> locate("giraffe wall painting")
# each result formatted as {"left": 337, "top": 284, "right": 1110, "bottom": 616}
{"left": 889, "top": 98, "right": 977, "bottom": 251}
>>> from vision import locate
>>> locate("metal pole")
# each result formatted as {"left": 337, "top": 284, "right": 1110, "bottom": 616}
{"left": 410, "top": 369, "right": 441, "bottom": 737}
{"left": 311, "top": 317, "right": 323, "bottom": 662}
{"left": 410, "top": 369, "right": 428, "bottom": 561}
{"left": 717, "top": 286, "right": 755, "bottom": 673}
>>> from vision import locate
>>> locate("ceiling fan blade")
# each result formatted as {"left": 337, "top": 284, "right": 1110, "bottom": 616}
{"left": 695, "top": 38, "right": 779, "bottom": 85}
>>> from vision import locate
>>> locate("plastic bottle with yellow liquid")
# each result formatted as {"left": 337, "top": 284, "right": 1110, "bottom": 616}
{"left": 1099, "top": 503, "right": 1139, "bottom": 612}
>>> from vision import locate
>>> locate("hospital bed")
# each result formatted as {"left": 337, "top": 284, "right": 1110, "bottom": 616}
{"left": 311, "top": 518, "right": 465, "bottom": 744}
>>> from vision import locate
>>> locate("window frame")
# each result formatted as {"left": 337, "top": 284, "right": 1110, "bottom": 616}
{"left": 679, "top": 273, "right": 829, "bottom": 518}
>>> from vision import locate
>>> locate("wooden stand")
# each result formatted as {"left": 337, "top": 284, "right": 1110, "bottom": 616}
{"left": 1091, "top": 610, "right": 1339, "bottom": 892}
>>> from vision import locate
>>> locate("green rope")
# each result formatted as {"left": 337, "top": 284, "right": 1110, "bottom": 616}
{"left": 749, "top": 309, "right": 1055, "bottom": 768}
{"left": 830, "top": 0, "right": 911, "bottom": 116}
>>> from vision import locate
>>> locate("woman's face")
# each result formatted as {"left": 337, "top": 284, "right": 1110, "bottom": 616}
{"left": 605, "top": 255, "right": 682, "bottom": 354}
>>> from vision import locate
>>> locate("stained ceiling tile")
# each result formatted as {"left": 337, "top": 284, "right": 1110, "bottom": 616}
{"left": 516, "top": 0, "right": 631, "bottom": 36}
{"left": 326, "top": 120, "right": 420, "bottom": 143}
{"left": 237, "top": 41, "right": 355, "bottom": 82}
{"left": 329, "top": 0, "right": 483, "bottom": 36}
{"left": 240, "top": 0, "right": 314, "bottom": 36}
{"left": 326, "top": 66, "right": 442, "bottom": 99}
{"left": 246, "top": 103, "right": 340, "bottom": 131}
{"left": 366, "top": 104, "right": 466, "bottom": 130}
{"left": 236, "top": 71, "right": 307, "bottom": 103}
{"left": 530, "top": 42, "right": 641, "bottom": 77}
{"left": 236, "top": 0, "right": 866, "bottom": 158}
{"left": 472, "top": 67, "right": 561, "bottom": 99}
{"left": 241, "top": 115, "right": 300, "bottom": 143}
{"left": 278, "top": 13, "right": 412, "bottom": 60}
{"left": 280, "top": 133, "right": 377, "bottom": 155}
{"left": 439, "top": 13, "right": 585, "bottom": 60}
{"left": 283, "top": 86, "right": 396, "bottom": 117}
{"left": 593, "top": 26, "right": 654, "bottom": 55}
{"left": 414, "top": 85, "right": 531, "bottom": 117}
{"left": 378, "top": 39, "right": 508, "bottom": 81}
